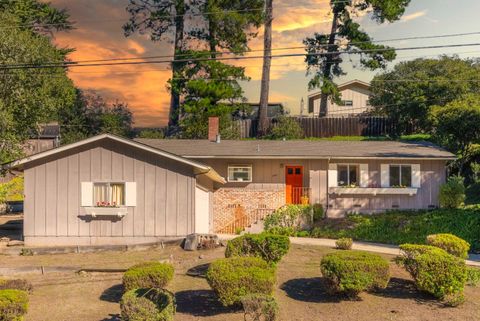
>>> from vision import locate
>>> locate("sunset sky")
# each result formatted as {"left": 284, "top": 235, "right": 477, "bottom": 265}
{"left": 50, "top": 0, "right": 480, "bottom": 127}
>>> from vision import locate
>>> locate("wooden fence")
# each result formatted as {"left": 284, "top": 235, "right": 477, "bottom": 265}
{"left": 233, "top": 117, "right": 396, "bottom": 138}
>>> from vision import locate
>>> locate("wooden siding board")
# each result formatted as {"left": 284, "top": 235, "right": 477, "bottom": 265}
{"left": 133, "top": 155, "right": 145, "bottom": 236}
{"left": 155, "top": 163, "right": 167, "bottom": 236}
{"left": 165, "top": 166, "right": 178, "bottom": 236}
{"left": 122, "top": 148, "right": 135, "bottom": 236}
{"left": 34, "top": 164, "right": 46, "bottom": 236}
{"left": 67, "top": 154, "right": 80, "bottom": 236}
{"left": 144, "top": 158, "right": 156, "bottom": 236}
{"left": 56, "top": 158, "right": 68, "bottom": 236}
{"left": 176, "top": 174, "right": 188, "bottom": 236}
{"left": 23, "top": 168, "right": 35, "bottom": 237}
{"left": 45, "top": 161, "right": 57, "bottom": 236}
{"left": 78, "top": 150, "right": 91, "bottom": 236}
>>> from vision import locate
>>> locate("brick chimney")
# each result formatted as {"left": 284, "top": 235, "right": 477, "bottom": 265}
{"left": 208, "top": 117, "right": 220, "bottom": 142}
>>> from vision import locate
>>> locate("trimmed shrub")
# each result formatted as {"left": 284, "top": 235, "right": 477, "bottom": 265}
{"left": 123, "top": 262, "right": 174, "bottom": 291}
{"left": 264, "top": 205, "right": 312, "bottom": 232}
{"left": 467, "top": 267, "right": 480, "bottom": 286}
{"left": 241, "top": 294, "right": 278, "bottom": 321}
{"left": 320, "top": 250, "right": 390, "bottom": 296}
{"left": 335, "top": 238, "right": 353, "bottom": 250}
{"left": 397, "top": 244, "right": 467, "bottom": 305}
{"left": 0, "top": 279, "right": 33, "bottom": 293}
{"left": 120, "top": 288, "right": 175, "bottom": 321}
{"left": 439, "top": 176, "right": 465, "bottom": 209}
{"left": 225, "top": 233, "right": 290, "bottom": 264}
{"left": 206, "top": 257, "right": 276, "bottom": 306}
{"left": 426, "top": 233, "right": 470, "bottom": 259}
{"left": 268, "top": 116, "right": 304, "bottom": 139}
{"left": 0, "top": 289, "right": 29, "bottom": 321}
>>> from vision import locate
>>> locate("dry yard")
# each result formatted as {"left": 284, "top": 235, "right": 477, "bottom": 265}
{"left": 0, "top": 244, "right": 478, "bottom": 321}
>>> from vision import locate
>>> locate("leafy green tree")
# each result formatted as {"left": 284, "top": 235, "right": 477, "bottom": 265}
{"left": 430, "top": 94, "right": 480, "bottom": 162}
{"left": 370, "top": 56, "right": 480, "bottom": 135}
{"left": 0, "top": 13, "right": 76, "bottom": 163}
{"left": 136, "top": 129, "right": 165, "bottom": 139}
{"left": 59, "top": 90, "right": 133, "bottom": 144}
{"left": 269, "top": 116, "right": 304, "bottom": 140}
{"left": 0, "top": 0, "right": 72, "bottom": 34}
{"left": 304, "top": 0, "right": 410, "bottom": 116}
{"left": 179, "top": 54, "right": 248, "bottom": 139}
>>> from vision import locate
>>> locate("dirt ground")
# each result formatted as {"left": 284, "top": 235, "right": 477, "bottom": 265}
{"left": 0, "top": 243, "right": 478, "bottom": 321}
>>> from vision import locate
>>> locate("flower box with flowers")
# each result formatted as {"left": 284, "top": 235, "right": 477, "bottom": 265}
{"left": 84, "top": 203, "right": 127, "bottom": 218}
{"left": 95, "top": 201, "right": 120, "bottom": 208}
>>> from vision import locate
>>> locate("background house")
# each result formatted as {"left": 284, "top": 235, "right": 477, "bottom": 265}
{"left": 308, "top": 80, "right": 372, "bottom": 117}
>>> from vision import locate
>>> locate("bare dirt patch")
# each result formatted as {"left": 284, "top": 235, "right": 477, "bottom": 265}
{"left": 2, "top": 244, "right": 478, "bottom": 321}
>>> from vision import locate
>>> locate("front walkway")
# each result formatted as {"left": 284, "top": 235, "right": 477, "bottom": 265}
{"left": 218, "top": 234, "right": 480, "bottom": 267}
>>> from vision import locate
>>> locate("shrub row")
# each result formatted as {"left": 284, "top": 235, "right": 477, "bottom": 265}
{"left": 121, "top": 262, "right": 175, "bottom": 321}
{"left": 0, "top": 278, "right": 32, "bottom": 321}
{"left": 225, "top": 233, "right": 290, "bottom": 264}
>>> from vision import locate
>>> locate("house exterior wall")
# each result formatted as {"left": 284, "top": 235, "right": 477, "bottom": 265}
{"left": 310, "top": 84, "right": 372, "bottom": 117}
{"left": 198, "top": 158, "right": 447, "bottom": 222}
{"left": 23, "top": 140, "right": 196, "bottom": 246}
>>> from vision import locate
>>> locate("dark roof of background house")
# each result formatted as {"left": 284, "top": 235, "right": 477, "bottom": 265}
{"left": 135, "top": 139, "right": 455, "bottom": 159}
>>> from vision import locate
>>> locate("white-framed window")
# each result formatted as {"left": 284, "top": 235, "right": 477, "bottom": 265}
{"left": 228, "top": 165, "right": 252, "bottom": 182}
{"left": 337, "top": 164, "right": 359, "bottom": 187}
{"left": 389, "top": 165, "right": 412, "bottom": 187}
{"left": 339, "top": 100, "right": 353, "bottom": 106}
{"left": 93, "top": 182, "right": 125, "bottom": 206}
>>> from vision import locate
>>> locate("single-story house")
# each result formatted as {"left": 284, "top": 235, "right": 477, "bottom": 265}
{"left": 3, "top": 120, "right": 455, "bottom": 246}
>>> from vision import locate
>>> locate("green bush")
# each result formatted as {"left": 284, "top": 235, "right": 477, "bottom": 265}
{"left": 335, "top": 238, "right": 353, "bottom": 250}
{"left": 120, "top": 288, "right": 175, "bottom": 321}
{"left": 268, "top": 116, "right": 304, "bottom": 139}
{"left": 241, "top": 294, "right": 278, "bottom": 321}
{"left": 0, "top": 279, "right": 33, "bottom": 293}
{"left": 309, "top": 209, "right": 480, "bottom": 252}
{"left": 320, "top": 250, "right": 390, "bottom": 296}
{"left": 467, "top": 267, "right": 480, "bottom": 286}
{"left": 225, "top": 233, "right": 290, "bottom": 264}
{"left": 0, "top": 176, "right": 24, "bottom": 204}
{"left": 264, "top": 205, "right": 312, "bottom": 232}
{"left": 206, "top": 257, "right": 276, "bottom": 306}
{"left": 312, "top": 204, "right": 324, "bottom": 222}
{"left": 426, "top": 233, "right": 470, "bottom": 259}
{"left": 0, "top": 289, "right": 29, "bottom": 321}
{"left": 397, "top": 244, "right": 467, "bottom": 304}
{"left": 123, "top": 262, "right": 174, "bottom": 291}
{"left": 439, "top": 176, "right": 465, "bottom": 209}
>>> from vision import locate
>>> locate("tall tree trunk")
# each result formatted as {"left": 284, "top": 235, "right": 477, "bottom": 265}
{"left": 257, "top": 0, "right": 273, "bottom": 137}
{"left": 318, "top": 9, "right": 339, "bottom": 117}
{"left": 168, "top": 0, "right": 185, "bottom": 128}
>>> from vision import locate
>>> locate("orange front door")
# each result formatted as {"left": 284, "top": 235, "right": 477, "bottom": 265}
{"left": 285, "top": 166, "right": 303, "bottom": 204}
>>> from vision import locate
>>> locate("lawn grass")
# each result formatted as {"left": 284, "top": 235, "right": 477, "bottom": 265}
{"left": 310, "top": 209, "right": 480, "bottom": 253}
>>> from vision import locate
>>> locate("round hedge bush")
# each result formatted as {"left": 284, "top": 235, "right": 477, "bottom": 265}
{"left": 426, "top": 233, "right": 470, "bottom": 259}
{"left": 398, "top": 244, "right": 467, "bottom": 305}
{"left": 225, "top": 233, "right": 290, "bottom": 264}
{"left": 123, "top": 262, "right": 174, "bottom": 291}
{"left": 120, "top": 288, "right": 175, "bottom": 321}
{"left": 206, "top": 257, "right": 276, "bottom": 306}
{"left": 0, "top": 289, "right": 29, "bottom": 321}
{"left": 320, "top": 250, "right": 390, "bottom": 296}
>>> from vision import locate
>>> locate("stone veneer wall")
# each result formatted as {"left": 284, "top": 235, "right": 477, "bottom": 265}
{"left": 212, "top": 188, "right": 285, "bottom": 232}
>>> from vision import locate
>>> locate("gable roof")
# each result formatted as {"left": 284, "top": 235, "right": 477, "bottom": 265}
{"left": 307, "top": 79, "right": 371, "bottom": 100}
{"left": 3, "top": 134, "right": 226, "bottom": 184}
{"left": 135, "top": 139, "right": 455, "bottom": 160}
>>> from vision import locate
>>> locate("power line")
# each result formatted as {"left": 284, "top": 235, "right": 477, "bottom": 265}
{"left": 3, "top": 42, "right": 480, "bottom": 70}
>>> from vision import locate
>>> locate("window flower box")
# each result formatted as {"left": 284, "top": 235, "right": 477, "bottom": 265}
{"left": 84, "top": 207, "right": 128, "bottom": 218}
{"left": 329, "top": 187, "right": 418, "bottom": 196}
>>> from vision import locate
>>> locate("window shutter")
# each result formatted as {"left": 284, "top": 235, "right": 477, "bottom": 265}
{"left": 125, "top": 182, "right": 137, "bottom": 207}
{"left": 328, "top": 164, "right": 338, "bottom": 187}
{"left": 380, "top": 164, "right": 389, "bottom": 187}
{"left": 81, "top": 182, "right": 93, "bottom": 206}
{"left": 411, "top": 164, "right": 421, "bottom": 188}
{"left": 360, "top": 164, "right": 369, "bottom": 187}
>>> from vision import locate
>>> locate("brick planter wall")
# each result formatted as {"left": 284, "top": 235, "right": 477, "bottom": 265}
{"left": 213, "top": 188, "right": 285, "bottom": 232}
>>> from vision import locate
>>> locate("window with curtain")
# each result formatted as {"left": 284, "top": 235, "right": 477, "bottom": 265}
{"left": 337, "top": 164, "right": 359, "bottom": 187}
{"left": 389, "top": 165, "right": 412, "bottom": 187}
{"left": 93, "top": 183, "right": 125, "bottom": 206}
{"left": 228, "top": 165, "right": 252, "bottom": 182}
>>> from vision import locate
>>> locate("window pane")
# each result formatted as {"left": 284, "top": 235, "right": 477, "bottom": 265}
{"left": 111, "top": 183, "right": 125, "bottom": 206}
{"left": 390, "top": 166, "right": 400, "bottom": 187}
{"left": 349, "top": 165, "right": 358, "bottom": 186}
{"left": 229, "top": 167, "right": 251, "bottom": 182}
{"left": 295, "top": 168, "right": 301, "bottom": 175}
{"left": 338, "top": 165, "right": 348, "bottom": 186}
{"left": 287, "top": 168, "right": 293, "bottom": 175}
{"left": 94, "top": 183, "right": 109, "bottom": 205}
{"left": 401, "top": 166, "right": 412, "bottom": 187}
